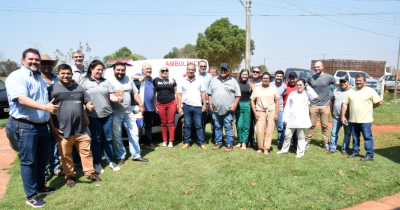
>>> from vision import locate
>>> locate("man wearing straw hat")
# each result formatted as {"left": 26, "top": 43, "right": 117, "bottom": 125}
{"left": 39, "top": 54, "right": 65, "bottom": 183}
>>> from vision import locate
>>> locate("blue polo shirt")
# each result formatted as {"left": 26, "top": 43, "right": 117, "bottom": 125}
{"left": 197, "top": 72, "right": 212, "bottom": 103}
{"left": 44, "top": 72, "right": 59, "bottom": 87}
{"left": 135, "top": 73, "right": 154, "bottom": 112}
{"left": 6, "top": 67, "right": 50, "bottom": 123}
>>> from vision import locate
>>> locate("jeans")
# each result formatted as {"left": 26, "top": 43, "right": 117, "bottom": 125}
{"left": 88, "top": 114, "right": 114, "bottom": 164}
{"left": 112, "top": 112, "right": 141, "bottom": 159}
{"left": 44, "top": 133, "right": 61, "bottom": 180}
{"left": 282, "top": 124, "right": 298, "bottom": 147}
{"left": 350, "top": 123, "right": 374, "bottom": 157}
{"left": 191, "top": 103, "right": 209, "bottom": 139}
{"left": 235, "top": 101, "right": 251, "bottom": 143}
{"left": 212, "top": 112, "right": 235, "bottom": 146}
{"left": 10, "top": 120, "right": 50, "bottom": 199}
{"left": 183, "top": 104, "right": 205, "bottom": 145}
{"left": 329, "top": 117, "right": 351, "bottom": 153}
{"left": 276, "top": 111, "right": 284, "bottom": 146}
{"left": 157, "top": 100, "right": 177, "bottom": 142}
{"left": 142, "top": 112, "right": 154, "bottom": 145}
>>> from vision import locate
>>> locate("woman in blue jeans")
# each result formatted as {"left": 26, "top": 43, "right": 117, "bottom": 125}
{"left": 80, "top": 60, "right": 122, "bottom": 173}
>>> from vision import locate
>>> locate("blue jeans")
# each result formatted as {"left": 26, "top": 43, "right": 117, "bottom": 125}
{"left": 212, "top": 112, "right": 235, "bottom": 146}
{"left": 89, "top": 114, "right": 114, "bottom": 164}
{"left": 350, "top": 123, "right": 374, "bottom": 157}
{"left": 112, "top": 112, "right": 141, "bottom": 159}
{"left": 276, "top": 111, "right": 285, "bottom": 146}
{"left": 183, "top": 104, "right": 205, "bottom": 145}
{"left": 191, "top": 103, "right": 209, "bottom": 139}
{"left": 44, "top": 133, "right": 61, "bottom": 180}
{"left": 329, "top": 117, "right": 351, "bottom": 153}
{"left": 10, "top": 120, "right": 50, "bottom": 199}
{"left": 142, "top": 112, "right": 154, "bottom": 144}
{"left": 282, "top": 124, "right": 298, "bottom": 147}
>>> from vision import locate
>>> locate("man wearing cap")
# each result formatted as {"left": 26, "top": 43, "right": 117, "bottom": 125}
{"left": 282, "top": 71, "right": 299, "bottom": 148}
{"left": 177, "top": 63, "right": 207, "bottom": 150}
{"left": 209, "top": 63, "right": 241, "bottom": 152}
{"left": 247, "top": 66, "right": 262, "bottom": 146}
{"left": 306, "top": 61, "right": 340, "bottom": 150}
{"left": 39, "top": 54, "right": 65, "bottom": 183}
{"left": 342, "top": 74, "right": 381, "bottom": 161}
{"left": 328, "top": 76, "right": 353, "bottom": 155}
{"left": 6, "top": 48, "right": 60, "bottom": 207}
{"left": 71, "top": 49, "right": 88, "bottom": 83}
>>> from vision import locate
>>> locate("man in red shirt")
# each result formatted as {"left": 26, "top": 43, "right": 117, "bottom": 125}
{"left": 282, "top": 72, "right": 298, "bottom": 148}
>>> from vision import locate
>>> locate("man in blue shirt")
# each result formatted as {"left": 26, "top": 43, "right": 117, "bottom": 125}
{"left": 131, "top": 63, "right": 156, "bottom": 149}
{"left": 6, "top": 48, "right": 60, "bottom": 208}
{"left": 196, "top": 60, "right": 212, "bottom": 137}
{"left": 39, "top": 54, "right": 65, "bottom": 183}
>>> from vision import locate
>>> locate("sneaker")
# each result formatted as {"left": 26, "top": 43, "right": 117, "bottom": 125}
{"left": 226, "top": 145, "right": 233, "bottom": 152}
{"left": 295, "top": 154, "right": 303, "bottom": 158}
{"left": 109, "top": 162, "right": 121, "bottom": 172}
{"left": 199, "top": 145, "right": 208, "bottom": 151}
{"left": 66, "top": 176, "right": 76, "bottom": 188}
{"left": 37, "top": 187, "right": 57, "bottom": 196}
{"left": 87, "top": 173, "right": 101, "bottom": 181}
{"left": 324, "top": 145, "right": 329, "bottom": 151}
{"left": 26, "top": 197, "right": 46, "bottom": 208}
{"left": 162, "top": 142, "right": 167, "bottom": 148}
{"left": 145, "top": 144, "right": 157, "bottom": 149}
{"left": 327, "top": 150, "right": 334, "bottom": 154}
{"left": 213, "top": 143, "right": 221, "bottom": 150}
{"left": 305, "top": 143, "right": 311, "bottom": 148}
{"left": 182, "top": 144, "right": 190, "bottom": 149}
{"left": 361, "top": 156, "right": 374, "bottom": 161}
{"left": 132, "top": 157, "right": 149, "bottom": 162}
{"left": 168, "top": 142, "right": 173, "bottom": 149}
{"left": 276, "top": 150, "right": 289, "bottom": 154}
{"left": 117, "top": 159, "right": 125, "bottom": 165}
{"left": 347, "top": 154, "right": 359, "bottom": 158}
{"left": 95, "top": 164, "right": 105, "bottom": 174}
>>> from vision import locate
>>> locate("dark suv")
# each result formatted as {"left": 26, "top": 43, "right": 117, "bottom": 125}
{"left": 284, "top": 68, "right": 315, "bottom": 81}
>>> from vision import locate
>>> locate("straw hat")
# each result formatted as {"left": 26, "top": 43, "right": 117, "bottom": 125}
{"left": 40, "top": 54, "right": 58, "bottom": 66}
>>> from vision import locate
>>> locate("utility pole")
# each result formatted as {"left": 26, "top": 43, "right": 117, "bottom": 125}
{"left": 394, "top": 38, "right": 400, "bottom": 102}
{"left": 245, "top": 0, "right": 251, "bottom": 70}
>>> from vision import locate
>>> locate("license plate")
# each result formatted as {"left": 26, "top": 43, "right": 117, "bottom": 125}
{"left": 4, "top": 108, "right": 9, "bottom": 112}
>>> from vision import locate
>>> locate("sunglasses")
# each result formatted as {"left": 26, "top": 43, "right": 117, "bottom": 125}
{"left": 161, "top": 70, "right": 168, "bottom": 73}
{"left": 199, "top": 66, "right": 207, "bottom": 68}
{"left": 253, "top": 71, "right": 260, "bottom": 73}
{"left": 221, "top": 69, "right": 229, "bottom": 72}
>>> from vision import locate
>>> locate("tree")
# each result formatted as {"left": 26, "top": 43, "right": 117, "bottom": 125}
{"left": 163, "top": 44, "right": 198, "bottom": 59}
{"left": 102, "top": 47, "right": 141, "bottom": 66}
{"left": 259, "top": 64, "right": 268, "bottom": 73}
{"left": 0, "top": 59, "right": 20, "bottom": 76}
{"left": 53, "top": 42, "right": 100, "bottom": 68}
{"left": 196, "top": 18, "right": 255, "bottom": 71}
{"left": 132, "top": 53, "right": 147, "bottom": 60}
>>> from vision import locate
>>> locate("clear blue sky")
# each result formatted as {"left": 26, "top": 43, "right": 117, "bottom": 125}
{"left": 1, "top": 0, "right": 399, "bottom": 73}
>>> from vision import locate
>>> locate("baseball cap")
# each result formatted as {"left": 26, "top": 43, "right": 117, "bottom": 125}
{"left": 220, "top": 63, "right": 229, "bottom": 70}
{"left": 288, "top": 72, "right": 297, "bottom": 78}
{"left": 339, "top": 76, "right": 349, "bottom": 82}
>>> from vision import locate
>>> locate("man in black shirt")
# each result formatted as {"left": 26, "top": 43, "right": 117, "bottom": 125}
{"left": 48, "top": 64, "right": 100, "bottom": 188}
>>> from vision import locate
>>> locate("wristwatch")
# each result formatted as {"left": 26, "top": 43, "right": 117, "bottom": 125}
{"left": 139, "top": 104, "right": 144, "bottom": 107}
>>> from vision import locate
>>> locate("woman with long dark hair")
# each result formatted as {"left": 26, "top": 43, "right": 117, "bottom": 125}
{"left": 80, "top": 60, "right": 122, "bottom": 173}
{"left": 235, "top": 69, "right": 253, "bottom": 149}
{"left": 277, "top": 79, "right": 318, "bottom": 158}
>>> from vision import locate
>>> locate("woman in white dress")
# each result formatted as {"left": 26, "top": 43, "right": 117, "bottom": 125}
{"left": 277, "top": 79, "right": 318, "bottom": 158}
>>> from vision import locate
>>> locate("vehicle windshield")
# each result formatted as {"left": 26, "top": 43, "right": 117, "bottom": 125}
{"left": 0, "top": 80, "right": 5, "bottom": 90}
{"left": 386, "top": 76, "right": 396, "bottom": 81}
{"left": 286, "top": 69, "right": 314, "bottom": 80}
{"left": 349, "top": 72, "right": 370, "bottom": 78}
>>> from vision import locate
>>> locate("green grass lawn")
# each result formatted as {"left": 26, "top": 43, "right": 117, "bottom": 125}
{"left": 1, "top": 125, "right": 400, "bottom": 209}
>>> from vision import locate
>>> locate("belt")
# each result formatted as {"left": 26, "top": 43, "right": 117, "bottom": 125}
{"left": 11, "top": 117, "right": 47, "bottom": 125}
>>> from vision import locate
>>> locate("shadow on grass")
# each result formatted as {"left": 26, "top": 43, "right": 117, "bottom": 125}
{"left": 374, "top": 146, "right": 400, "bottom": 164}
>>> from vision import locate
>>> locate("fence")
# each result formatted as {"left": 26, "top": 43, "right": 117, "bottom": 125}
{"left": 311, "top": 59, "right": 386, "bottom": 78}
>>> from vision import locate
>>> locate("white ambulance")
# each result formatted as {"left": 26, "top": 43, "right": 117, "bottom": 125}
{"left": 103, "top": 58, "right": 209, "bottom": 141}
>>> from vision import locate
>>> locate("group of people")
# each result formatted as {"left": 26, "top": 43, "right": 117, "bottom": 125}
{"left": 6, "top": 48, "right": 382, "bottom": 208}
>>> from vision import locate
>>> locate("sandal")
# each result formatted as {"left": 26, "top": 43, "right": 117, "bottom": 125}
{"left": 236, "top": 143, "right": 242, "bottom": 148}
{"left": 257, "top": 149, "right": 262, "bottom": 153}
{"left": 264, "top": 149, "right": 269, "bottom": 155}
{"left": 241, "top": 144, "right": 247, "bottom": 150}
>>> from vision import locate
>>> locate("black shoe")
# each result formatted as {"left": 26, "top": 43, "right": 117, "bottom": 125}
{"left": 117, "top": 159, "right": 125, "bottom": 165}
{"left": 37, "top": 187, "right": 57, "bottom": 195}
{"left": 132, "top": 157, "right": 149, "bottom": 162}
{"left": 361, "top": 156, "right": 374, "bottom": 161}
{"left": 347, "top": 154, "right": 359, "bottom": 158}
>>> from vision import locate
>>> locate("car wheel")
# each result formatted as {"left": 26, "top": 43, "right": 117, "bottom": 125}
{"left": 175, "top": 117, "right": 184, "bottom": 141}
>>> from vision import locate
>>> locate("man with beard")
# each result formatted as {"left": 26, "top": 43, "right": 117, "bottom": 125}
{"left": 209, "top": 63, "right": 241, "bottom": 152}
{"left": 306, "top": 61, "right": 340, "bottom": 150}
{"left": 342, "top": 74, "right": 381, "bottom": 161}
{"left": 109, "top": 62, "right": 148, "bottom": 164}
{"left": 6, "top": 48, "right": 59, "bottom": 207}
{"left": 177, "top": 63, "right": 207, "bottom": 150}
{"left": 48, "top": 64, "right": 100, "bottom": 188}
{"left": 39, "top": 54, "right": 65, "bottom": 183}
{"left": 132, "top": 63, "right": 156, "bottom": 149}
{"left": 270, "top": 70, "right": 287, "bottom": 147}
{"left": 71, "top": 49, "right": 87, "bottom": 83}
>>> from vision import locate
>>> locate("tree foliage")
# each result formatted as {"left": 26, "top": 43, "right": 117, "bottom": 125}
{"left": 259, "top": 64, "right": 268, "bottom": 73}
{"left": 0, "top": 59, "right": 20, "bottom": 76}
{"left": 103, "top": 47, "right": 149, "bottom": 66}
{"left": 53, "top": 42, "right": 100, "bottom": 68}
{"left": 196, "top": 18, "right": 255, "bottom": 71}
{"left": 163, "top": 44, "right": 198, "bottom": 59}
